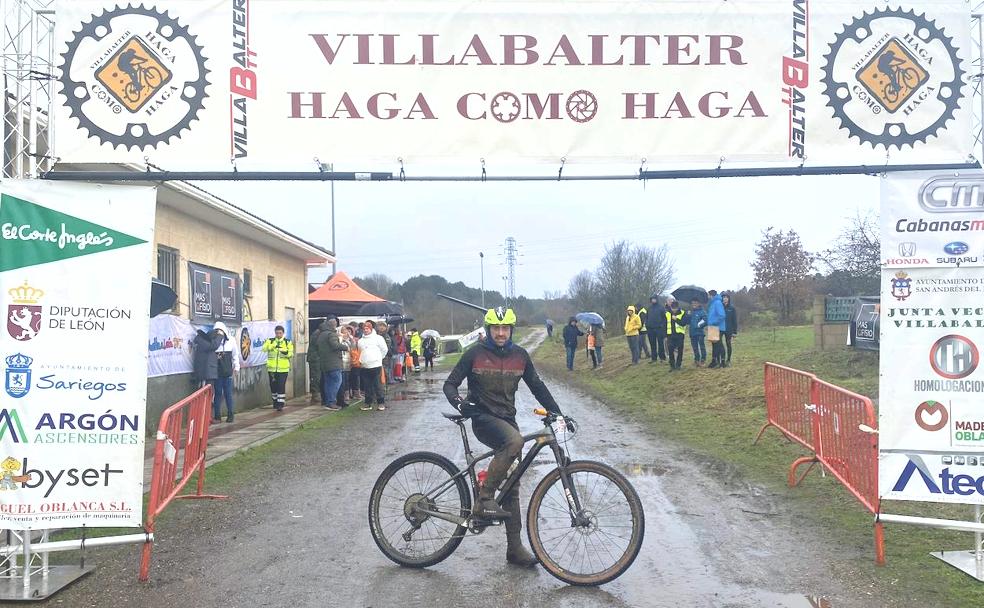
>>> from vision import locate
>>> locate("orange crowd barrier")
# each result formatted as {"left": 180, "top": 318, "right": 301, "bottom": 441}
{"left": 755, "top": 363, "right": 884, "bottom": 565}
{"left": 139, "top": 385, "right": 227, "bottom": 581}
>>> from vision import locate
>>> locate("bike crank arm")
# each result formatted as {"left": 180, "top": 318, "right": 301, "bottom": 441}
{"left": 414, "top": 507, "right": 468, "bottom": 527}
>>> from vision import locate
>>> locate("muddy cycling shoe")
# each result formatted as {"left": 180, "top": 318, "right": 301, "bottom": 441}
{"left": 473, "top": 497, "right": 511, "bottom": 520}
{"left": 506, "top": 534, "right": 539, "bottom": 567}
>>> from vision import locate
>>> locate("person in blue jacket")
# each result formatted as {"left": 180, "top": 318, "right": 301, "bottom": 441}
{"left": 706, "top": 289, "right": 728, "bottom": 368}
{"left": 688, "top": 299, "right": 707, "bottom": 367}
{"left": 562, "top": 317, "right": 584, "bottom": 371}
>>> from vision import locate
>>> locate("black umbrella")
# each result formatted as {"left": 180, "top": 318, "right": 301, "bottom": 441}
{"left": 357, "top": 301, "right": 404, "bottom": 316}
{"left": 671, "top": 285, "right": 708, "bottom": 305}
{"left": 386, "top": 315, "right": 414, "bottom": 326}
{"left": 150, "top": 280, "right": 177, "bottom": 317}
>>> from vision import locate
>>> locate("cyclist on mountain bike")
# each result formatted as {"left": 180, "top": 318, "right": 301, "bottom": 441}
{"left": 117, "top": 47, "right": 146, "bottom": 93}
{"left": 877, "top": 49, "right": 905, "bottom": 94}
{"left": 443, "top": 306, "right": 565, "bottom": 567}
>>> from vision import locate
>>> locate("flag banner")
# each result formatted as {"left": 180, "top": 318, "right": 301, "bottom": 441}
{"left": 0, "top": 179, "right": 154, "bottom": 528}
{"left": 880, "top": 172, "right": 984, "bottom": 505}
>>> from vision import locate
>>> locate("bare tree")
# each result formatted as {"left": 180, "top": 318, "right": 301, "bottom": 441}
{"left": 751, "top": 228, "right": 814, "bottom": 323}
{"left": 817, "top": 212, "right": 880, "bottom": 296}
{"left": 567, "top": 270, "right": 596, "bottom": 313}
{"left": 593, "top": 241, "right": 676, "bottom": 326}
{"left": 357, "top": 273, "right": 395, "bottom": 299}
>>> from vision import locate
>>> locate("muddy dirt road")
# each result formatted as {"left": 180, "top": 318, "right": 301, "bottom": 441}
{"left": 51, "top": 331, "right": 880, "bottom": 608}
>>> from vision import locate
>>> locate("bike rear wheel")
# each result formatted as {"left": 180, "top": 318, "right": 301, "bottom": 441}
{"left": 527, "top": 460, "right": 644, "bottom": 586}
{"left": 368, "top": 451, "right": 471, "bottom": 568}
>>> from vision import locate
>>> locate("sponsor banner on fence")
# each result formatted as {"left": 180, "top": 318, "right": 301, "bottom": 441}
{"left": 879, "top": 228, "right": 984, "bottom": 503}
{"left": 847, "top": 297, "right": 880, "bottom": 351}
{"left": 0, "top": 179, "right": 154, "bottom": 528}
{"left": 881, "top": 171, "right": 984, "bottom": 268}
{"left": 148, "top": 315, "right": 279, "bottom": 377}
{"left": 52, "top": 1, "right": 973, "bottom": 165}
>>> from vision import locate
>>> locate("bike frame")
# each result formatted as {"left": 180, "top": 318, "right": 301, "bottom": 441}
{"left": 415, "top": 416, "right": 586, "bottom": 528}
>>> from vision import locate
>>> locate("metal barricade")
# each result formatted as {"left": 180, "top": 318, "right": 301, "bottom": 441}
{"left": 139, "top": 385, "right": 227, "bottom": 581}
{"left": 757, "top": 362, "right": 884, "bottom": 565}
{"left": 756, "top": 363, "right": 816, "bottom": 451}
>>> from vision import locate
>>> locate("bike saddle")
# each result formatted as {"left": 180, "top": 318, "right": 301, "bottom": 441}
{"left": 442, "top": 411, "right": 474, "bottom": 422}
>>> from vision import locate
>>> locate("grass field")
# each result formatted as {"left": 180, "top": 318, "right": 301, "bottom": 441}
{"left": 534, "top": 326, "right": 984, "bottom": 608}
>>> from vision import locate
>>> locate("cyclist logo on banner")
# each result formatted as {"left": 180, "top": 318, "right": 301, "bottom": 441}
{"left": 822, "top": 7, "right": 965, "bottom": 149}
{"left": 58, "top": 5, "right": 210, "bottom": 150}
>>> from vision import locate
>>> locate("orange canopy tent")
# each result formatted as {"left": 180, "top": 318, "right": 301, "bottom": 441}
{"left": 309, "top": 271, "right": 385, "bottom": 303}
{"left": 308, "top": 271, "right": 389, "bottom": 323}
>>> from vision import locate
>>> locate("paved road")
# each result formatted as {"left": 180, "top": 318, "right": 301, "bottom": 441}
{"left": 48, "top": 331, "right": 878, "bottom": 608}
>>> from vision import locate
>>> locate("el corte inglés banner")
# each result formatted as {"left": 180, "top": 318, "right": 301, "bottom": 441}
{"left": 0, "top": 179, "right": 154, "bottom": 528}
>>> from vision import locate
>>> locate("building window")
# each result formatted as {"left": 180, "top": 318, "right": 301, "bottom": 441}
{"left": 157, "top": 246, "right": 179, "bottom": 311}
{"left": 243, "top": 268, "right": 252, "bottom": 297}
{"left": 267, "top": 276, "right": 275, "bottom": 321}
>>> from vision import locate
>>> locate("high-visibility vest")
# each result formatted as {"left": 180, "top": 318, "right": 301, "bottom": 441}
{"left": 666, "top": 311, "right": 686, "bottom": 335}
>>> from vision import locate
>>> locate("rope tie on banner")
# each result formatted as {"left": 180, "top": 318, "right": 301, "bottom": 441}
{"left": 557, "top": 157, "right": 566, "bottom": 181}
{"left": 480, "top": 158, "right": 486, "bottom": 182}
{"left": 80, "top": 525, "right": 87, "bottom": 568}
{"left": 639, "top": 158, "right": 647, "bottom": 189}
{"left": 398, "top": 158, "right": 405, "bottom": 182}
{"left": 716, "top": 155, "right": 725, "bottom": 174}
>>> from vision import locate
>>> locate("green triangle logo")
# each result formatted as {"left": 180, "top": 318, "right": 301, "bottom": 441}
{"left": 0, "top": 193, "right": 147, "bottom": 272}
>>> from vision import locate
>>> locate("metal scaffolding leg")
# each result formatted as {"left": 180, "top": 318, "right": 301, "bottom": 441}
{"left": 0, "top": 529, "right": 95, "bottom": 602}
{"left": 930, "top": 505, "right": 984, "bottom": 582}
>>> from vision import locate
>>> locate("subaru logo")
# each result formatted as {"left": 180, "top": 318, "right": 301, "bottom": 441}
{"left": 930, "top": 335, "right": 979, "bottom": 379}
{"left": 943, "top": 241, "right": 969, "bottom": 255}
{"left": 898, "top": 242, "right": 917, "bottom": 257}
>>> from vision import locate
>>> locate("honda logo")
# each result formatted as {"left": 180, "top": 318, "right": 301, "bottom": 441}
{"left": 898, "top": 242, "right": 917, "bottom": 257}
{"left": 929, "top": 335, "right": 979, "bottom": 379}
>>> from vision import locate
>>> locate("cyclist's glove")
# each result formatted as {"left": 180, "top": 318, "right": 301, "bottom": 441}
{"left": 451, "top": 396, "right": 466, "bottom": 412}
{"left": 563, "top": 415, "right": 578, "bottom": 434}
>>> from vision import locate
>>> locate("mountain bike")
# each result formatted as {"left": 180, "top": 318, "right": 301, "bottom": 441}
{"left": 368, "top": 407, "right": 645, "bottom": 586}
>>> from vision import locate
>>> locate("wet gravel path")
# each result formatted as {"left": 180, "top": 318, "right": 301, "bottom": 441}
{"left": 40, "top": 331, "right": 884, "bottom": 608}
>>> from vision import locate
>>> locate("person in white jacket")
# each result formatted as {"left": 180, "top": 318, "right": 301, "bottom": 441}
{"left": 357, "top": 320, "right": 389, "bottom": 411}
{"left": 211, "top": 321, "right": 241, "bottom": 423}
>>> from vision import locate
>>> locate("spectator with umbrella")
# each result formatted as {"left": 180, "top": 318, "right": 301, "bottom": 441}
{"left": 562, "top": 317, "right": 584, "bottom": 371}
{"left": 422, "top": 330, "right": 439, "bottom": 371}
{"left": 688, "top": 298, "right": 708, "bottom": 367}
{"left": 545, "top": 319, "right": 554, "bottom": 338}
{"left": 624, "top": 305, "right": 643, "bottom": 365}
{"left": 589, "top": 323, "right": 605, "bottom": 369}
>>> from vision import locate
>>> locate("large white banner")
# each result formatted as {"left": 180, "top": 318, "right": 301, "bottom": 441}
{"left": 880, "top": 172, "right": 984, "bottom": 505}
{"left": 0, "top": 179, "right": 154, "bottom": 528}
{"left": 148, "top": 315, "right": 281, "bottom": 377}
{"left": 51, "top": 1, "right": 974, "bottom": 165}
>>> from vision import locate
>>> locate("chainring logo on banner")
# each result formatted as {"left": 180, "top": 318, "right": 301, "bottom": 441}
{"left": 240, "top": 327, "right": 251, "bottom": 361}
{"left": 6, "top": 282, "right": 43, "bottom": 341}
{"left": 821, "top": 7, "right": 965, "bottom": 148}
{"left": 58, "top": 5, "right": 210, "bottom": 149}
{"left": 914, "top": 399, "right": 949, "bottom": 432}
{"left": 890, "top": 271, "right": 912, "bottom": 301}
{"left": 929, "top": 334, "right": 978, "bottom": 379}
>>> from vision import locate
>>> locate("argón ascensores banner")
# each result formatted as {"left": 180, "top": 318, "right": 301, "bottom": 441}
{"left": 52, "top": 1, "right": 973, "bottom": 165}
{"left": 0, "top": 179, "right": 154, "bottom": 529}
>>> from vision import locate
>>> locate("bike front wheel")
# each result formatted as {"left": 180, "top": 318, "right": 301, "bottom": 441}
{"left": 368, "top": 451, "right": 471, "bottom": 568}
{"left": 527, "top": 460, "right": 645, "bottom": 586}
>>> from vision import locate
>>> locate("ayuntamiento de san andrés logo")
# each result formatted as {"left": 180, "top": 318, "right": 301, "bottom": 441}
{"left": 58, "top": 4, "right": 210, "bottom": 150}
{"left": 821, "top": 7, "right": 965, "bottom": 149}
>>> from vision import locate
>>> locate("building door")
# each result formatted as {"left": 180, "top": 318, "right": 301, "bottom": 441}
{"left": 284, "top": 306, "right": 297, "bottom": 399}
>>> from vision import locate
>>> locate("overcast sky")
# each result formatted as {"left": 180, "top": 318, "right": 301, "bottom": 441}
{"left": 206, "top": 165, "right": 879, "bottom": 298}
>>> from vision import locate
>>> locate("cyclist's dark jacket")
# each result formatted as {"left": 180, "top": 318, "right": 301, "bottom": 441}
{"left": 444, "top": 340, "right": 560, "bottom": 419}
